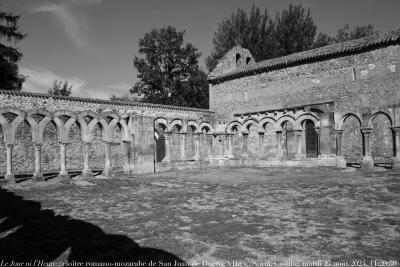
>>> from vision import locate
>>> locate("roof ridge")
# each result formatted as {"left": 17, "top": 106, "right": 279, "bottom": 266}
{"left": 0, "top": 89, "right": 214, "bottom": 114}
{"left": 208, "top": 31, "right": 400, "bottom": 84}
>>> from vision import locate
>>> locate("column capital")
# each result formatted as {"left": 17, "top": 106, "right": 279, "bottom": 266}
{"left": 163, "top": 132, "right": 171, "bottom": 140}
{"left": 391, "top": 126, "right": 400, "bottom": 134}
{"left": 6, "top": 143, "right": 14, "bottom": 148}
{"left": 33, "top": 143, "right": 42, "bottom": 150}
{"left": 360, "top": 128, "right": 373, "bottom": 134}
{"left": 334, "top": 129, "right": 343, "bottom": 135}
{"left": 59, "top": 141, "right": 68, "bottom": 145}
{"left": 206, "top": 134, "right": 213, "bottom": 140}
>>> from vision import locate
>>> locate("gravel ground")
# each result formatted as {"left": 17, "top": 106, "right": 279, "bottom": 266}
{"left": 1, "top": 167, "right": 399, "bottom": 266}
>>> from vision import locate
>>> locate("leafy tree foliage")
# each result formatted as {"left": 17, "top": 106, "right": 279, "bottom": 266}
{"left": 0, "top": 5, "right": 26, "bottom": 90}
{"left": 48, "top": 80, "right": 73, "bottom": 96}
{"left": 132, "top": 26, "right": 208, "bottom": 108}
{"left": 335, "top": 24, "right": 379, "bottom": 42}
{"left": 206, "top": 4, "right": 317, "bottom": 72}
{"left": 312, "top": 32, "right": 335, "bottom": 48}
{"left": 314, "top": 24, "right": 380, "bottom": 48}
{"left": 274, "top": 4, "right": 316, "bottom": 56}
{"left": 207, "top": 4, "right": 383, "bottom": 72}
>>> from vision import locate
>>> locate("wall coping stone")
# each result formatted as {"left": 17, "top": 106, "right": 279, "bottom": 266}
{"left": 0, "top": 90, "right": 215, "bottom": 114}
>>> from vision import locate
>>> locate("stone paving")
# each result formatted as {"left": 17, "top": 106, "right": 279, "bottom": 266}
{"left": 1, "top": 167, "right": 400, "bottom": 266}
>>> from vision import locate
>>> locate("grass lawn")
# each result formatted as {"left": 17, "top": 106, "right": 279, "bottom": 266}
{"left": 1, "top": 167, "right": 399, "bottom": 266}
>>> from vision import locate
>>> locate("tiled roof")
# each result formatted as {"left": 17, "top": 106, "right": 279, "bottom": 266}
{"left": 0, "top": 90, "right": 214, "bottom": 114}
{"left": 208, "top": 31, "right": 400, "bottom": 84}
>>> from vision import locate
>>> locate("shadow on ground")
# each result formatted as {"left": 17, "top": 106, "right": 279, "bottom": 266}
{"left": 0, "top": 188, "right": 188, "bottom": 265}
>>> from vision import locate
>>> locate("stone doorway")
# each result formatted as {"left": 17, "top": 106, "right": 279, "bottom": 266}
{"left": 305, "top": 120, "right": 318, "bottom": 158}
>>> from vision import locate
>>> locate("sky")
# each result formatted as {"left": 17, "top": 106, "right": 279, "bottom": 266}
{"left": 2, "top": 0, "right": 400, "bottom": 99}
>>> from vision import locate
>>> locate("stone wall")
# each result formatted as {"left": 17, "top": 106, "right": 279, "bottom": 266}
{"left": 0, "top": 91, "right": 215, "bottom": 177}
{"left": 210, "top": 45, "right": 400, "bottom": 120}
{"left": 209, "top": 43, "right": 400, "bottom": 166}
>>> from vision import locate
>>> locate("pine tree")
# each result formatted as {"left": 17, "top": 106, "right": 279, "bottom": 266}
{"left": 48, "top": 80, "right": 73, "bottom": 96}
{"left": 0, "top": 5, "right": 26, "bottom": 90}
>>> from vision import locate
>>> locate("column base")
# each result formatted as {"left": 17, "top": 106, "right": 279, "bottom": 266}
{"left": 361, "top": 156, "right": 374, "bottom": 170}
{"left": 33, "top": 172, "right": 45, "bottom": 182}
{"left": 57, "top": 170, "right": 70, "bottom": 181}
{"left": 102, "top": 167, "right": 113, "bottom": 177}
{"left": 5, "top": 174, "right": 15, "bottom": 184}
{"left": 81, "top": 169, "right": 95, "bottom": 178}
{"left": 123, "top": 169, "right": 131, "bottom": 175}
{"left": 336, "top": 156, "right": 347, "bottom": 168}
{"left": 57, "top": 174, "right": 70, "bottom": 182}
{"left": 392, "top": 158, "right": 400, "bottom": 169}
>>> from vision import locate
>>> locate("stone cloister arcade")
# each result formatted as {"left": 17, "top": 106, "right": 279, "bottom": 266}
{"left": 1, "top": 99, "right": 400, "bottom": 183}
{"left": 0, "top": 106, "right": 134, "bottom": 182}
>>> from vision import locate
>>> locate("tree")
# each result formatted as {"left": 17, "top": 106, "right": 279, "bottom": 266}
{"left": 206, "top": 6, "right": 275, "bottom": 72}
{"left": 132, "top": 26, "right": 209, "bottom": 108}
{"left": 274, "top": 4, "right": 316, "bottom": 56}
{"left": 0, "top": 5, "right": 26, "bottom": 90}
{"left": 313, "top": 24, "right": 380, "bottom": 48}
{"left": 48, "top": 80, "right": 73, "bottom": 96}
{"left": 335, "top": 24, "right": 379, "bottom": 42}
{"left": 206, "top": 4, "right": 317, "bottom": 72}
{"left": 312, "top": 32, "right": 335, "bottom": 48}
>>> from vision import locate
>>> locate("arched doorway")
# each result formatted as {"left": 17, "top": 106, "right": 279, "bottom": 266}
{"left": 154, "top": 123, "right": 167, "bottom": 163}
{"left": 304, "top": 120, "right": 318, "bottom": 158}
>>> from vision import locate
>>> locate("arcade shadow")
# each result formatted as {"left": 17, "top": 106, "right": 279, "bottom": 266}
{"left": 0, "top": 188, "right": 188, "bottom": 265}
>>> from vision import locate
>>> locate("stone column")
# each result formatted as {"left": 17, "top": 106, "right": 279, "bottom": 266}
{"left": 361, "top": 128, "right": 374, "bottom": 169}
{"left": 122, "top": 141, "right": 130, "bottom": 173}
{"left": 294, "top": 130, "right": 303, "bottom": 159}
{"left": 194, "top": 133, "right": 200, "bottom": 160}
{"left": 58, "top": 142, "right": 69, "bottom": 180}
{"left": 391, "top": 127, "right": 400, "bottom": 169}
{"left": 220, "top": 134, "right": 226, "bottom": 158}
{"left": 207, "top": 134, "right": 213, "bottom": 159}
{"left": 334, "top": 130, "right": 346, "bottom": 168}
{"left": 5, "top": 144, "right": 15, "bottom": 183}
{"left": 33, "top": 143, "right": 44, "bottom": 181}
{"left": 164, "top": 133, "right": 171, "bottom": 162}
{"left": 82, "top": 142, "right": 94, "bottom": 177}
{"left": 276, "top": 131, "right": 283, "bottom": 158}
{"left": 102, "top": 141, "right": 112, "bottom": 177}
{"left": 180, "top": 133, "right": 186, "bottom": 160}
{"left": 227, "top": 134, "right": 233, "bottom": 159}
{"left": 242, "top": 133, "right": 248, "bottom": 161}
{"left": 334, "top": 130, "right": 343, "bottom": 156}
{"left": 258, "top": 132, "right": 264, "bottom": 159}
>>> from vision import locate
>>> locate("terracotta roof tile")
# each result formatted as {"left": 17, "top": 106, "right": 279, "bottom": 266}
{"left": 208, "top": 31, "right": 400, "bottom": 84}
